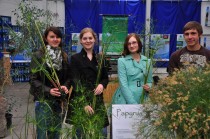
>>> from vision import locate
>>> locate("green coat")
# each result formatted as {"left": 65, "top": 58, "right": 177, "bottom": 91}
{"left": 112, "top": 54, "right": 153, "bottom": 104}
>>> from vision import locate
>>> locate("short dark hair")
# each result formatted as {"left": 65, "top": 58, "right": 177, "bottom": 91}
{"left": 122, "top": 33, "right": 142, "bottom": 56}
{"left": 183, "top": 21, "right": 203, "bottom": 35}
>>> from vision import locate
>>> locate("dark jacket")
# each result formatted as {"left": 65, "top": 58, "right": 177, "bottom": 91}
{"left": 29, "top": 48, "right": 70, "bottom": 101}
{"left": 70, "top": 48, "right": 108, "bottom": 103}
{"left": 68, "top": 48, "right": 109, "bottom": 127}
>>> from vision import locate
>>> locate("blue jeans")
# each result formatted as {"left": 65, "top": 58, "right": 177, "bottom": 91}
{"left": 35, "top": 101, "right": 62, "bottom": 139}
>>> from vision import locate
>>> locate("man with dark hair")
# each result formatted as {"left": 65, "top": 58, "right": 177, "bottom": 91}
{"left": 168, "top": 21, "right": 210, "bottom": 74}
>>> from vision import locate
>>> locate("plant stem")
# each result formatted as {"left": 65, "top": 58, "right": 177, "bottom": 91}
{"left": 140, "top": 59, "right": 152, "bottom": 104}
{"left": 92, "top": 52, "right": 104, "bottom": 110}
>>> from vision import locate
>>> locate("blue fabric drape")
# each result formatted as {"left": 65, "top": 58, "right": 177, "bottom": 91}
{"left": 99, "top": 1, "right": 146, "bottom": 33}
{"left": 65, "top": 0, "right": 146, "bottom": 33}
{"left": 65, "top": 0, "right": 146, "bottom": 52}
{"left": 65, "top": 0, "right": 99, "bottom": 33}
{"left": 65, "top": 0, "right": 201, "bottom": 59}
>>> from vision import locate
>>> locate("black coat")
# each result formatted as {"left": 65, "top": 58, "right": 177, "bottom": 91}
{"left": 70, "top": 49, "right": 108, "bottom": 101}
{"left": 68, "top": 48, "right": 109, "bottom": 127}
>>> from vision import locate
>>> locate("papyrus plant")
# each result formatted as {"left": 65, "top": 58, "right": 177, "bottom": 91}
{"left": 138, "top": 65, "right": 210, "bottom": 139}
{"left": 92, "top": 32, "right": 115, "bottom": 110}
{"left": 139, "top": 35, "right": 163, "bottom": 103}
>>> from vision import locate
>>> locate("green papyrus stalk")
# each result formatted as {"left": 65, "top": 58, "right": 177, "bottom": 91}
{"left": 140, "top": 59, "right": 152, "bottom": 104}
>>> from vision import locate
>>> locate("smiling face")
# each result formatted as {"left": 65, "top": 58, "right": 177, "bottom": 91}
{"left": 184, "top": 29, "right": 201, "bottom": 50}
{"left": 80, "top": 32, "right": 96, "bottom": 51}
{"left": 182, "top": 21, "right": 203, "bottom": 51}
{"left": 127, "top": 36, "right": 139, "bottom": 54}
{"left": 45, "top": 31, "right": 61, "bottom": 48}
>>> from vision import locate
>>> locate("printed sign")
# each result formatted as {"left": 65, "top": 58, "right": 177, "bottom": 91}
{"left": 112, "top": 104, "right": 144, "bottom": 139}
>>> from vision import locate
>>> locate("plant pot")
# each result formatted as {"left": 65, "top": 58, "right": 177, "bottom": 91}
{"left": 5, "top": 113, "right": 13, "bottom": 129}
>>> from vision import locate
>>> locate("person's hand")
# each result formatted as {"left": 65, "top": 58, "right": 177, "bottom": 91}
{"left": 143, "top": 84, "right": 150, "bottom": 92}
{"left": 84, "top": 105, "right": 94, "bottom": 115}
{"left": 94, "top": 84, "right": 104, "bottom": 95}
{"left": 60, "top": 86, "right": 68, "bottom": 94}
{"left": 50, "top": 88, "right": 61, "bottom": 97}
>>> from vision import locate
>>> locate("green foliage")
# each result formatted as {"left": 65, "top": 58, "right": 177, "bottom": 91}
{"left": 69, "top": 85, "right": 107, "bottom": 139}
{"left": 10, "top": 0, "right": 63, "bottom": 93}
{"left": 138, "top": 65, "right": 210, "bottom": 139}
{"left": 10, "top": 0, "right": 54, "bottom": 56}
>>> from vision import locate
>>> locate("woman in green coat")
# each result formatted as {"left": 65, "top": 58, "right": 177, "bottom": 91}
{"left": 112, "top": 33, "right": 153, "bottom": 104}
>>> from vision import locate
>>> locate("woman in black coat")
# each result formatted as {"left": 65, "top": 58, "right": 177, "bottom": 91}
{"left": 68, "top": 27, "right": 109, "bottom": 138}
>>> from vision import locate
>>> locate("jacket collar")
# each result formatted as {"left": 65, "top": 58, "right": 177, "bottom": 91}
{"left": 124, "top": 53, "right": 148, "bottom": 61}
{"left": 80, "top": 48, "right": 95, "bottom": 58}
{"left": 79, "top": 48, "right": 97, "bottom": 72}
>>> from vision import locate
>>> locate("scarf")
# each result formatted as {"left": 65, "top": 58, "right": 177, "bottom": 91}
{"left": 46, "top": 45, "right": 62, "bottom": 71}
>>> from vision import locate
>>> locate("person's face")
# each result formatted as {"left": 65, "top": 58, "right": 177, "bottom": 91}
{"left": 128, "top": 36, "right": 139, "bottom": 54}
{"left": 184, "top": 29, "right": 201, "bottom": 48}
{"left": 80, "top": 32, "right": 95, "bottom": 51}
{"left": 45, "top": 31, "right": 61, "bottom": 48}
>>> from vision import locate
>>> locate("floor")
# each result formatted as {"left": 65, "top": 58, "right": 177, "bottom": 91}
{"left": 2, "top": 82, "right": 111, "bottom": 139}
{"left": 3, "top": 82, "right": 35, "bottom": 139}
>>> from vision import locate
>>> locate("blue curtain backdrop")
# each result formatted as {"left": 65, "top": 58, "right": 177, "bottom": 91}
{"left": 65, "top": 0, "right": 146, "bottom": 52}
{"left": 65, "top": 0, "right": 201, "bottom": 64}
{"left": 151, "top": 1, "right": 201, "bottom": 60}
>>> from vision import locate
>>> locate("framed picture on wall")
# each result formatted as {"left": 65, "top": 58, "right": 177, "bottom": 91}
{"left": 150, "top": 34, "right": 170, "bottom": 61}
{"left": 200, "top": 34, "right": 210, "bottom": 50}
{"left": 71, "top": 33, "right": 82, "bottom": 54}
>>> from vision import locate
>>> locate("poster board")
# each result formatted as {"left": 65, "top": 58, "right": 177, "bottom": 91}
{"left": 71, "top": 33, "right": 82, "bottom": 54}
{"left": 150, "top": 34, "right": 170, "bottom": 61}
{"left": 205, "top": 6, "right": 210, "bottom": 27}
{"left": 176, "top": 34, "right": 187, "bottom": 50}
{"left": 112, "top": 104, "right": 144, "bottom": 139}
{"left": 200, "top": 34, "right": 210, "bottom": 50}
{"left": 102, "top": 16, "right": 128, "bottom": 55}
